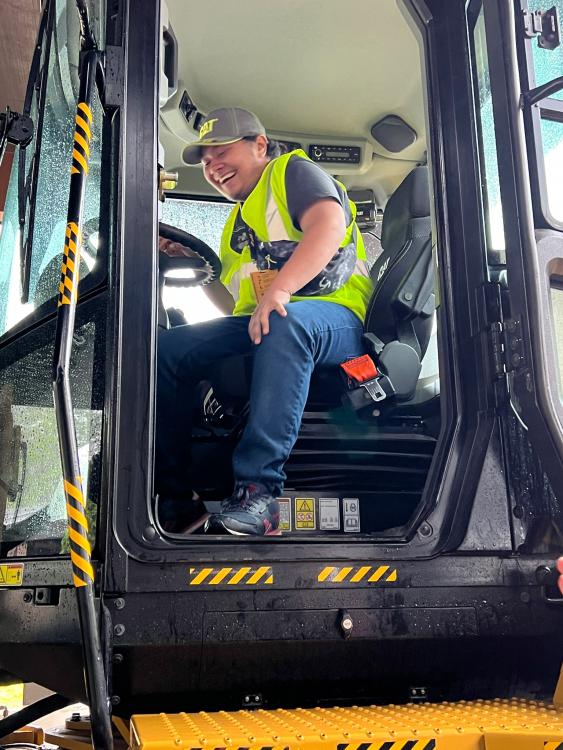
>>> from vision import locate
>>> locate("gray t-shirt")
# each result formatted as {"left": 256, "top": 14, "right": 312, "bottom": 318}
{"left": 285, "top": 156, "right": 352, "bottom": 230}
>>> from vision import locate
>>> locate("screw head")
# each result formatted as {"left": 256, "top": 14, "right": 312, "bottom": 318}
{"left": 144, "top": 525, "right": 157, "bottom": 540}
{"left": 114, "top": 598, "right": 125, "bottom": 610}
{"left": 23, "top": 592, "right": 32, "bottom": 603}
{"left": 114, "top": 623, "right": 125, "bottom": 637}
{"left": 419, "top": 522, "right": 433, "bottom": 537}
{"left": 111, "top": 695, "right": 121, "bottom": 706}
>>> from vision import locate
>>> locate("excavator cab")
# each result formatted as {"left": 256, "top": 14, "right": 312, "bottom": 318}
{"left": 0, "top": 0, "right": 563, "bottom": 742}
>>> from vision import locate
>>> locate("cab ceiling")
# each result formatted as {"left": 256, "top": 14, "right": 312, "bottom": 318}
{"left": 162, "top": 0, "right": 426, "bottom": 200}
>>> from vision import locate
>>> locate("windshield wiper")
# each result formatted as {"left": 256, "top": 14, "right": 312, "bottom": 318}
{"left": 18, "top": 0, "right": 54, "bottom": 304}
{"left": 76, "top": 0, "right": 98, "bottom": 51}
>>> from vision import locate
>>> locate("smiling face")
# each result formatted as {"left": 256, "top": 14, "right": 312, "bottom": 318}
{"left": 201, "top": 136, "right": 270, "bottom": 201}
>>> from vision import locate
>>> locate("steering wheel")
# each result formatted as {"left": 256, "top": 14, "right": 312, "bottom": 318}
{"left": 158, "top": 222, "right": 222, "bottom": 287}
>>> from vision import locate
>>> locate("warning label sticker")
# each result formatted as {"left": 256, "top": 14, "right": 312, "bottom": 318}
{"left": 319, "top": 497, "right": 340, "bottom": 530}
{"left": 294, "top": 497, "right": 316, "bottom": 530}
{"left": 343, "top": 498, "right": 361, "bottom": 533}
{"left": 0, "top": 563, "right": 24, "bottom": 586}
{"left": 278, "top": 498, "right": 291, "bottom": 531}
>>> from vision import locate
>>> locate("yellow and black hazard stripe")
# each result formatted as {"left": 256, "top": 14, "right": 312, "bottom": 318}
{"left": 318, "top": 564, "right": 398, "bottom": 584}
{"left": 72, "top": 101, "right": 92, "bottom": 176}
{"left": 338, "top": 741, "right": 435, "bottom": 750}
{"left": 64, "top": 477, "right": 94, "bottom": 588}
{"left": 188, "top": 566, "right": 273, "bottom": 586}
{"left": 58, "top": 221, "right": 81, "bottom": 306}
{"left": 545, "top": 742, "right": 563, "bottom": 750}
{"left": 185, "top": 745, "right": 434, "bottom": 750}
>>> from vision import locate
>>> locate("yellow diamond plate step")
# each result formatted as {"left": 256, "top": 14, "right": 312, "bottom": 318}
{"left": 131, "top": 698, "right": 563, "bottom": 750}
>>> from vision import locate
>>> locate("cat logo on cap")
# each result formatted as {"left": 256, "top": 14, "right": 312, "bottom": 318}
{"left": 199, "top": 118, "right": 218, "bottom": 139}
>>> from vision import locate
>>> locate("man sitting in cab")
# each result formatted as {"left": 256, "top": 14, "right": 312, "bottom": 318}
{"left": 157, "top": 107, "right": 373, "bottom": 535}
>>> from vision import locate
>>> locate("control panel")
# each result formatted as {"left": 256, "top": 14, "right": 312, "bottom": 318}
{"left": 308, "top": 144, "right": 361, "bottom": 165}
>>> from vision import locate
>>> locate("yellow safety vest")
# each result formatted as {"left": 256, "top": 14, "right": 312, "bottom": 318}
{"left": 219, "top": 149, "right": 373, "bottom": 320}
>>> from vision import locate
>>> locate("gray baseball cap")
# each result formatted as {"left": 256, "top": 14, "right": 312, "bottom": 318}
{"left": 182, "top": 107, "right": 266, "bottom": 165}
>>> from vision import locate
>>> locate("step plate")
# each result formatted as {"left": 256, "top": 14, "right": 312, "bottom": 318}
{"left": 131, "top": 698, "right": 563, "bottom": 750}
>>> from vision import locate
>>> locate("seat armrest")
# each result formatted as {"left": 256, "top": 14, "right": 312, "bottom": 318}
{"left": 377, "top": 341, "right": 422, "bottom": 399}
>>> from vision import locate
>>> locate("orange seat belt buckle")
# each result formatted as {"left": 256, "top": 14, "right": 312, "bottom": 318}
{"left": 340, "top": 354, "right": 378, "bottom": 384}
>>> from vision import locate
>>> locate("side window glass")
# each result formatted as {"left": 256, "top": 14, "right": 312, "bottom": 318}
{"left": 0, "top": 0, "right": 104, "bottom": 337}
{"left": 160, "top": 197, "right": 232, "bottom": 323}
{"left": 468, "top": 2, "right": 506, "bottom": 264}
{"left": 526, "top": 0, "right": 563, "bottom": 224}
{"left": 0, "top": 301, "right": 105, "bottom": 558}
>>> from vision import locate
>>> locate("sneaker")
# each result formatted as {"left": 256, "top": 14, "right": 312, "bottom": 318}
{"left": 205, "top": 483, "right": 280, "bottom": 536}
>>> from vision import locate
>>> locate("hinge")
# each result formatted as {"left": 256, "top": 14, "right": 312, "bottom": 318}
{"left": 489, "top": 317, "right": 526, "bottom": 378}
{"left": 99, "top": 45, "right": 123, "bottom": 109}
{"left": 522, "top": 6, "right": 560, "bottom": 50}
{"left": 0, "top": 108, "right": 34, "bottom": 150}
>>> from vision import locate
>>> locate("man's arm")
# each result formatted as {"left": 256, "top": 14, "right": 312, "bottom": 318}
{"left": 248, "top": 198, "right": 346, "bottom": 344}
{"left": 204, "top": 279, "right": 235, "bottom": 315}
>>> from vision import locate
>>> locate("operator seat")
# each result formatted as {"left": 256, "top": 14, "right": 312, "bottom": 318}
{"left": 366, "top": 164, "right": 433, "bottom": 364}
{"left": 331, "top": 163, "right": 436, "bottom": 413}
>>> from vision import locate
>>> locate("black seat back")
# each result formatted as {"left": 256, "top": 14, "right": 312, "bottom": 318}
{"left": 365, "top": 165, "right": 433, "bottom": 360}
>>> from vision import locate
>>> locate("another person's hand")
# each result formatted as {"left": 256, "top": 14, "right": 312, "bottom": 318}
{"left": 557, "top": 557, "right": 563, "bottom": 595}
{"left": 248, "top": 287, "right": 290, "bottom": 344}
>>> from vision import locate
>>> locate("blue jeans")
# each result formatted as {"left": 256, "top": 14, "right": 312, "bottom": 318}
{"left": 156, "top": 301, "right": 365, "bottom": 498}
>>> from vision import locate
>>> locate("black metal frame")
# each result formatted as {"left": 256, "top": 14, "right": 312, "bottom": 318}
{"left": 105, "top": 0, "right": 505, "bottom": 575}
{"left": 482, "top": 0, "right": 563, "bottom": 491}
{"left": 104, "top": 0, "right": 160, "bottom": 591}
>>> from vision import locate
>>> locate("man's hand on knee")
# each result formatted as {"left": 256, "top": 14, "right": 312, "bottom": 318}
{"left": 248, "top": 288, "right": 290, "bottom": 344}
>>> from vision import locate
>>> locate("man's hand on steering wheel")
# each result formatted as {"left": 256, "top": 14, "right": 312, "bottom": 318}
{"left": 158, "top": 223, "right": 222, "bottom": 287}
{"left": 248, "top": 286, "right": 290, "bottom": 345}
{"left": 159, "top": 237, "right": 201, "bottom": 259}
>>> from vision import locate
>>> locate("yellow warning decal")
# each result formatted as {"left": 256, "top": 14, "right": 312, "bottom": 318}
{"left": 318, "top": 564, "right": 398, "bottom": 584}
{"left": 0, "top": 563, "right": 24, "bottom": 586}
{"left": 188, "top": 566, "right": 273, "bottom": 586}
{"left": 295, "top": 496, "right": 315, "bottom": 529}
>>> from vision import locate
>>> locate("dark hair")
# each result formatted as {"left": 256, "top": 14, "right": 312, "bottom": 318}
{"left": 242, "top": 135, "right": 285, "bottom": 159}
